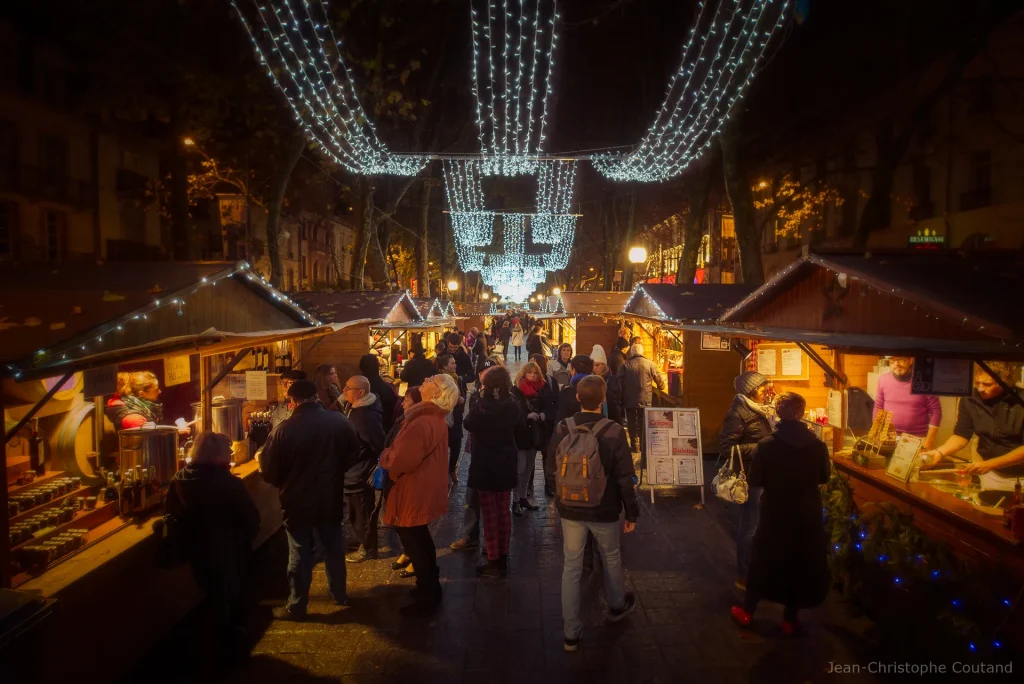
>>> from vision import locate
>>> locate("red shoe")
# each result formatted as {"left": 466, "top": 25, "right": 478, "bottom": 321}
{"left": 730, "top": 606, "right": 752, "bottom": 628}
{"left": 782, "top": 619, "right": 800, "bottom": 636}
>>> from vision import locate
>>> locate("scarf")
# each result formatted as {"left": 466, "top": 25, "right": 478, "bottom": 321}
{"left": 739, "top": 393, "right": 770, "bottom": 417}
{"left": 518, "top": 376, "right": 545, "bottom": 398}
{"left": 119, "top": 393, "right": 162, "bottom": 423}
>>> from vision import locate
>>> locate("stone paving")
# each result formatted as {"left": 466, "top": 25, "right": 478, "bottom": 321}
{"left": 131, "top": 362, "right": 888, "bottom": 684}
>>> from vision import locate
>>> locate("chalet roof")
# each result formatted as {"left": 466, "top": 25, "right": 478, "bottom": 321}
{"left": 453, "top": 301, "right": 491, "bottom": 316}
{"left": 0, "top": 260, "right": 315, "bottom": 372}
{"left": 624, "top": 283, "right": 756, "bottom": 324}
{"left": 412, "top": 297, "right": 448, "bottom": 320}
{"left": 559, "top": 291, "right": 632, "bottom": 315}
{"left": 721, "top": 251, "right": 1024, "bottom": 340}
{"left": 292, "top": 290, "right": 423, "bottom": 327}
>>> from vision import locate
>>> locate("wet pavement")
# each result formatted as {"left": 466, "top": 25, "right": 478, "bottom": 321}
{"left": 130, "top": 363, "right": 886, "bottom": 684}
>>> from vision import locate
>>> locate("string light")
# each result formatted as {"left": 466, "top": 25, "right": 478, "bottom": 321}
{"left": 231, "top": 0, "right": 425, "bottom": 176}
{"left": 593, "top": 0, "right": 789, "bottom": 182}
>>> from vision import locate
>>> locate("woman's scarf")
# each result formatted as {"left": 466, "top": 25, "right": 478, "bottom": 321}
{"left": 739, "top": 393, "right": 770, "bottom": 417}
{"left": 120, "top": 393, "right": 162, "bottom": 423}
{"left": 518, "top": 376, "right": 545, "bottom": 398}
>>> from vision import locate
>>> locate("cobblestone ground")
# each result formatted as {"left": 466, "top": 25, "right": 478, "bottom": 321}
{"left": 132, "top": 363, "right": 886, "bottom": 684}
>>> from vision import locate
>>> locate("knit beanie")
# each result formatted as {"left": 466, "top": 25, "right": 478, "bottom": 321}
{"left": 734, "top": 371, "right": 769, "bottom": 397}
{"left": 590, "top": 344, "right": 608, "bottom": 365}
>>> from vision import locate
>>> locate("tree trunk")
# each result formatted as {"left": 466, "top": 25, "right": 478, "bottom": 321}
{"left": 677, "top": 159, "right": 714, "bottom": 284}
{"left": 266, "top": 133, "right": 306, "bottom": 288}
{"left": 417, "top": 179, "right": 432, "bottom": 295}
{"left": 351, "top": 178, "right": 375, "bottom": 289}
{"left": 721, "top": 118, "right": 764, "bottom": 286}
{"left": 622, "top": 191, "right": 638, "bottom": 289}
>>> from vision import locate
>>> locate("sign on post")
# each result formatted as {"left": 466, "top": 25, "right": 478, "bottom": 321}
{"left": 911, "top": 358, "right": 972, "bottom": 397}
{"left": 83, "top": 365, "right": 117, "bottom": 399}
{"left": 643, "top": 407, "right": 704, "bottom": 505}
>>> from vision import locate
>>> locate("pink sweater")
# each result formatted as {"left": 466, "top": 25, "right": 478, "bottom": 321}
{"left": 873, "top": 372, "right": 941, "bottom": 437}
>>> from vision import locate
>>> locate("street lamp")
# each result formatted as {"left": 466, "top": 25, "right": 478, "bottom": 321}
{"left": 447, "top": 279, "right": 459, "bottom": 292}
{"left": 481, "top": 293, "right": 490, "bottom": 301}
{"left": 628, "top": 246, "right": 648, "bottom": 264}
{"left": 552, "top": 287, "right": 561, "bottom": 296}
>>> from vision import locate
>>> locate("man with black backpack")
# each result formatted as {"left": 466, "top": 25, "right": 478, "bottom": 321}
{"left": 548, "top": 375, "right": 639, "bottom": 652}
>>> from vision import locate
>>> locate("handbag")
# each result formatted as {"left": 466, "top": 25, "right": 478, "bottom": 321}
{"left": 712, "top": 446, "right": 749, "bottom": 504}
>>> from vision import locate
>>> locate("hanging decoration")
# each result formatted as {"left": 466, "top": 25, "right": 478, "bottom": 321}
{"left": 231, "top": 0, "right": 425, "bottom": 176}
{"left": 592, "top": 0, "right": 790, "bottom": 182}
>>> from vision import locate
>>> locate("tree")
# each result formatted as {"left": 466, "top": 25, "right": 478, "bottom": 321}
{"left": 721, "top": 116, "right": 765, "bottom": 285}
{"left": 753, "top": 173, "right": 843, "bottom": 242}
{"left": 676, "top": 154, "right": 716, "bottom": 284}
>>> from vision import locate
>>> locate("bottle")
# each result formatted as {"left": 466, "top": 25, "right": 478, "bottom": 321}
{"left": 252, "top": 347, "right": 262, "bottom": 371}
{"left": 1007, "top": 479, "right": 1022, "bottom": 529}
{"left": 29, "top": 419, "right": 44, "bottom": 475}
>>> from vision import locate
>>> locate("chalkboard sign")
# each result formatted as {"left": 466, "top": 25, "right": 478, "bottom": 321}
{"left": 911, "top": 358, "right": 972, "bottom": 397}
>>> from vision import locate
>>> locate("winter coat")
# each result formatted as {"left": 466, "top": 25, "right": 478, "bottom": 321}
{"left": 473, "top": 335, "right": 491, "bottom": 373}
{"left": 556, "top": 375, "right": 586, "bottom": 422}
{"left": 609, "top": 347, "right": 627, "bottom": 377}
{"left": 165, "top": 463, "right": 260, "bottom": 596}
{"left": 379, "top": 401, "right": 450, "bottom": 527}
{"left": 448, "top": 374, "right": 469, "bottom": 439}
{"left": 511, "top": 381, "right": 556, "bottom": 450}
{"left": 719, "top": 395, "right": 773, "bottom": 471}
{"left": 598, "top": 369, "right": 623, "bottom": 423}
{"left": 260, "top": 401, "right": 357, "bottom": 526}
{"left": 450, "top": 347, "right": 475, "bottom": 385}
{"left": 549, "top": 358, "right": 571, "bottom": 389}
{"left": 317, "top": 385, "right": 343, "bottom": 412}
{"left": 617, "top": 352, "right": 666, "bottom": 408}
{"left": 499, "top": 326, "right": 512, "bottom": 347}
{"left": 526, "top": 333, "right": 544, "bottom": 357}
{"left": 343, "top": 398, "right": 386, "bottom": 493}
{"left": 746, "top": 419, "right": 832, "bottom": 608}
{"left": 510, "top": 326, "right": 525, "bottom": 346}
{"left": 464, "top": 392, "right": 522, "bottom": 491}
{"left": 400, "top": 355, "right": 437, "bottom": 389}
{"left": 546, "top": 412, "right": 639, "bottom": 523}
{"left": 368, "top": 374, "right": 399, "bottom": 433}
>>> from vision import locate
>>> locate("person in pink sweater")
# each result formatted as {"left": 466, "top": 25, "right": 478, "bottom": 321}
{"left": 873, "top": 357, "right": 941, "bottom": 448}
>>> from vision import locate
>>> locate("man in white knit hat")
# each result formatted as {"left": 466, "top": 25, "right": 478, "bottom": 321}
{"left": 591, "top": 344, "right": 622, "bottom": 424}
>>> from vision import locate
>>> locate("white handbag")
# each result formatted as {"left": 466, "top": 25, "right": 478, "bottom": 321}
{"left": 712, "top": 446, "right": 749, "bottom": 504}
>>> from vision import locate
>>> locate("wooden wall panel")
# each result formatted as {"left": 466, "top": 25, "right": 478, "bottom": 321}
{"left": 770, "top": 344, "right": 834, "bottom": 414}
{"left": 576, "top": 320, "right": 619, "bottom": 359}
{"left": 299, "top": 325, "right": 368, "bottom": 384}
{"left": 843, "top": 354, "right": 880, "bottom": 389}
{"left": 683, "top": 330, "right": 744, "bottom": 454}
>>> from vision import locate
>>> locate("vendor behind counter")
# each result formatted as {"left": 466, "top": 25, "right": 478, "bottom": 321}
{"left": 921, "top": 361, "right": 1024, "bottom": 491}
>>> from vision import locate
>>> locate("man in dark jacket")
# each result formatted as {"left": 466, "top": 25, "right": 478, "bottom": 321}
{"left": 400, "top": 345, "right": 437, "bottom": 389}
{"left": 556, "top": 354, "right": 593, "bottom": 422}
{"left": 445, "top": 333, "right": 475, "bottom": 385}
{"left": 498, "top": 321, "right": 512, "bottom": 357}
{"left": 359, "top": 354, "right": 398, "bottom": 433}
{"left": 472, "top": 332, "right": 491, "bottom": 374}
{"left": 608, "top": 338, "right": 629, "bottom": 378}
{"left": 341, "top": 375, "right": 386, "bottom": 563}
{"left": 261, "top": 380, "right": 357, "bottom": 620}
{"left": 618, "top": 343, "right": 666, "bottom": 456}
{"left": 548, "top": 375, "right": 639, "bottom": 652}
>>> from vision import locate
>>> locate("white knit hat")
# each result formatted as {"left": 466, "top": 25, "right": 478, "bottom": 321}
{"left": 590, "top": 344, "right": 608, "bottom": 365}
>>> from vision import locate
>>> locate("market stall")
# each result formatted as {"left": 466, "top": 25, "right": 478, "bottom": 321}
{"left": 453, "top": 301, "right": 492, "bottom": 338}
{"left": 292, "top": 290, "right": 425, "bottom": 381}
{"left": 718, "top": 251, "right": 1024, "bottom": 578}
{"left": 558, "top": 291, "right": 631, "bottom": 354}
{"left": 411, "top": 297, "right": 457, "bottom": 354}
{"left": 621, "top": 283, "right": 755, "bottom": 452}
{"left": 1, "top": 260, "right": 333, "bottom": 680}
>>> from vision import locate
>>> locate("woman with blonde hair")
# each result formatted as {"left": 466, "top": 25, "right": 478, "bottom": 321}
{"left": 510, "top": 361, "right": 556, "bottom": 514}
{"left": 166, "top": 431, "right": 260, "bottom": 654}
{"left": 379, "top": 374, "right": 458, "bottom": 613}
{"left": 730, "top": 392, "right": 831, "bottom": 635}
{"left": 106, "top": 370, "right": 162, "bottom": 429}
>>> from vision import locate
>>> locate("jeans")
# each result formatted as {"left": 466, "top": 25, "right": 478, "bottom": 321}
{"left": 284, "top": 520, "right": 347, "bottom": 614}
{"left": 735, "top": 486, "right": 763, "bottom": 581}
{"left": 395, "top": 525, "right": 441, "bottom": 596}
{"left": 513, "top": 344, "right": 523, "bottom": 361}
{"left": 461, "top": 487, "right": 480, "bottom": 541}
{"left": 347, "top": 486, "right": 378, "bottom": 554}
{"left": 516, "top": 449, "right": 537, "bottom": 501}
{"left": 561, "top": 518, "right": 626, "bottom": 639}
{"left": 625, "top": 407, "right": 645, "bottom": 454}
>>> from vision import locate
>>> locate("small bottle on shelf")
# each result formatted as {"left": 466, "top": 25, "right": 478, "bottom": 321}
{"left": 30, "top": 419, "right": 45, "bottom": 475}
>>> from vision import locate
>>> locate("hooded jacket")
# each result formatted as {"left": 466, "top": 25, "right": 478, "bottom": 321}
{"left": 746, "top": 419, "right": 831, "bottom": 607}
{"left": 380, "top": 401, "right": 450, "bottom": 527}
{"left": 165, "top": 463, "right": 260, "bottom": 594}
{"left": 617, "top": 351, "right": 665, "bottom": 408}
{"left": 344, "top": 393, "right": 386, "bottom": 493}
{"left": 719, "top": 394, "right": 773, "bottom": 470}
{"left": 260, "top": 401, "right": 357, "bottom": 526}
{"left": 367, "top": 374, "right": 399, "bottom": 433}
{"left": 464, "top": 392, "right": 522, "bottom": 490}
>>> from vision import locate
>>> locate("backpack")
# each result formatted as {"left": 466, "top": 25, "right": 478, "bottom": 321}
{"left": 555, "top": 417, "right": 614, "bottom": 508}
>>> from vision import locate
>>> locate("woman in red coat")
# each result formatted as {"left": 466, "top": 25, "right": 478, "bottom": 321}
{"left": 380, "top": 373, "right": 459, "bottom": 613}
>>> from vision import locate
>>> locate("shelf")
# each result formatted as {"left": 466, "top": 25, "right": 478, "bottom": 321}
{"left": 11, "top": 499, "right": 117, "bottom": 553}
{"left": 10, "top": 484, "right": 93, "bottom": 525}
{"left": 227, "top": 372, "right": 284, "bottom": 377}
{"left": 8, "top": 470, "right": 67, "bottom": 495}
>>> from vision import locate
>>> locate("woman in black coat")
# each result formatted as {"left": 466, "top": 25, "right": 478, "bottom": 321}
{"left": 463, "top": 365, "right": 523, "bottom": 578}
{"left": 437, "top": 354, "right": 469, "bottom": 482}
{"left": 510, "top": 361, "right": 556, "bottom": 515}
{"left": 730, "top": 392, "right": 831, "bottom": 635}
{"left": 718, "top": 371, "right": 774, "bottom": 590}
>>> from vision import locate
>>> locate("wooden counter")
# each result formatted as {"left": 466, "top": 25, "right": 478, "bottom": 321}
{"left": 833, "top": 457, "right": 1024, "bottom": 577}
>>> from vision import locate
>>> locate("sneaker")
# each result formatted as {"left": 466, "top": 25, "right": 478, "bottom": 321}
{"left": 346, "top": 547, "right": 377, "bottom": 563}
{"left": 273, "top": 606, "right": 307, "bottom": 622}
{"left": 730, "top": 606, "right": 752, "bottom": 628}
{"left": 605, "top": 593, "right": 637, "bottom": 624}
{"left": 563, "top": 636, "right": 580, "bottom": 652}
{"left": 522, "top": 498, "right": 539, "bottom": 510}
{"left": 450, "top": 537, "right": 479, "bottom": 551}
{"left": 512, "top": 501, "right": 523, "bottom": 516}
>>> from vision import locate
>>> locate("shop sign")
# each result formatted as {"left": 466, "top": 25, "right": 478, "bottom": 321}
{"left": 908, "top": 230, "right": 945, "bottom": 250}
{"left": 164, "top": 354, "right": 191, "bottom": 387}
{"left": 911, "top": 357, "right": 972, "bottom": 396}
{"left": 83, "top": 365, "right": 117, "bottom": 399}
{"left": 700, "top": 332, "right": 731, "bottom": 351}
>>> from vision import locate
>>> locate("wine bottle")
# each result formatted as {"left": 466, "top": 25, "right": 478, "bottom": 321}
{"left": 30, "top": 419, "right": 45, "bottom": 475}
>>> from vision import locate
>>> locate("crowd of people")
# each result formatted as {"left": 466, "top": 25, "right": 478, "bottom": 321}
{"left": 164, "top": 313, "right": 836, "bottom": 661}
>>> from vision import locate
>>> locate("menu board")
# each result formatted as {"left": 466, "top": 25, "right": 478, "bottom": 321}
{"left": 755, "top": 343, "right": 809, "bottom": 380}
{"left": 700, "top": 332, "right": 731, "bottom": 351}
{"left": 756, "top": 349, "right": 777, "bottom": 377}
{"left": 911, "top": 358, "right": 972, "bottom": 397}
{"left": 644, "top": 407, "right": 704, "bottom": 503}
{"left": 164, "top": 354, "right": 191, "bottom": 387}
{"left": 245, "top": 370, "right": 268, "bottom": 401}
{"left": 886, "top": 433, "right": 923, "bottom": 482}
{"left": 228, "top": 375, "right": 248, "bottom": 399}
{"left": 826, "top": 389, "right": 844, "bottom": 429}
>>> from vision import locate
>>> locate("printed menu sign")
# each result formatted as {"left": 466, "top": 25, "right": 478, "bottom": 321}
{"left": 245, "top": 370, "right": 268, "bottom": 401}
{"left": 781, "top": 347, "right": 803, "bottom": 376}
{"left": 164, "top": 354, "right": 191, "bottom": 387}
{"left": 911, "top": 358, "right": 972, "bottom": 397}
{"left": 886, "top": 433, "right": 923, "bottom": 483}
{"left": 756, "top": 349, "right": 777, "bottom": 376}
